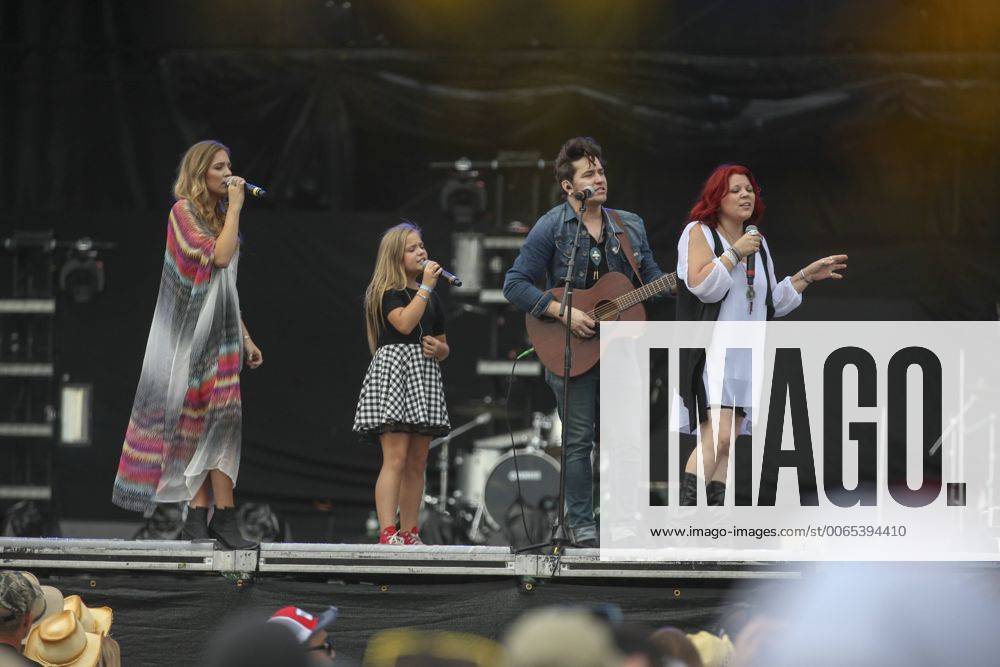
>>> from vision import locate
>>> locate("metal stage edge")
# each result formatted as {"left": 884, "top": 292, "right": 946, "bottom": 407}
{"left": 0, "top": 538, "right": 800, "bottom": 580}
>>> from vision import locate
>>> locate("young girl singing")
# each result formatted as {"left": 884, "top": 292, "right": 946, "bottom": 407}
{"left": 353, "top": 222, "right": 451, "bottom": 545}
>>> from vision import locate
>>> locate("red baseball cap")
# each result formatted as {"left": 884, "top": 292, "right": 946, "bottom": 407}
{"left": 268, "top": 606, "right": 338, "bottom": 643}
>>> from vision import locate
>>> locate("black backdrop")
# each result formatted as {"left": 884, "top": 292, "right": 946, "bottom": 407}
{"left": 1, "top": 1, "right": 998, "bottom": 532}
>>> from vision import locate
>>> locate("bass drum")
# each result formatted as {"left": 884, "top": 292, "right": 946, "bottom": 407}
{"left": 483, "top": 451, "right": 560, "bottom": 529}
{"left": 453, "top": 447, "right": 502, "bottom": 507}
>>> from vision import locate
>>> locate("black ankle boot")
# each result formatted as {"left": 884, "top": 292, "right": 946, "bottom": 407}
{"left": 208, "top": 507, "right": 258, "bottom": 550}
{"left": 680, "top": 472, "right": 699, "bottom": 506}
{"left": 180, "top": 506, "right": 212, "bottom": 541}
{"left": 707, "top": 481, "right": 726, "bottom": 506}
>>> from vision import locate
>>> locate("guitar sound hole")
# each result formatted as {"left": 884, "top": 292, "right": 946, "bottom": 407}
{"left": 594, "top": 299, "right": 619, "bottom": 321}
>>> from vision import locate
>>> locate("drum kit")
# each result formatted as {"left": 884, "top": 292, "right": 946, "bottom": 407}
{"left": 424, "top": 410, "right": 562, "bottom": 544}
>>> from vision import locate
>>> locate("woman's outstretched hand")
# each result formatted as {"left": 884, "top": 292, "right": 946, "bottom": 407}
{"left": 803, "top": 254, "right": 848, "bottom": 282}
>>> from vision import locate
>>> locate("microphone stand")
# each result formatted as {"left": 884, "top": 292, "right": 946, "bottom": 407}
{"left": 518, "top": 194, "right": 590, "bottom": 555}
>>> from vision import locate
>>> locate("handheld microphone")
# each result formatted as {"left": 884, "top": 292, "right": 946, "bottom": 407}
{"left": 744, "top": 225, "right": 759, "bottom": 314}
{"left": 224, "top": 177, "right": 267, "bottom": 198}
{"left": 573, "top": 185, "right": 600, "bottom": 201}
{"left": 419, "top": 260, "right": 463, "bottom": 287}
{"left": 744, "top": 225, "right": 759, "bottom": 283}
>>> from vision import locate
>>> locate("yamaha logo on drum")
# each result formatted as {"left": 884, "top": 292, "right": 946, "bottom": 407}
{"left": 507, "top": 469, "right": 544, "bottom": 482}
{"left": 482, "top": 451, "right": 560, "bottom": 529}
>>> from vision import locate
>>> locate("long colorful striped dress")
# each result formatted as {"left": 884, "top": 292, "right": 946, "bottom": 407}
{"left": 112, "top": 199, "right": 243, "bottom": 513}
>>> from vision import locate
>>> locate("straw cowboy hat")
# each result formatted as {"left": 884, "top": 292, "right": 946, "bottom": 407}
{"left": 62, "top": 595, "right": 112, "bottom": 636}
{"left": 23, "top": 610, "right": 101, "bottom": 667}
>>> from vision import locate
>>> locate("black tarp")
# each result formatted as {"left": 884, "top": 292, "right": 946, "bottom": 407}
{"left": 2, "top": 2, "right": 998, "bottom": 219}
{"left": 34, "top": 570, "right": 746, "bottom": 666}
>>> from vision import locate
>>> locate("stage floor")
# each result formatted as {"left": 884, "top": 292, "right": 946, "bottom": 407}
{"left": 1, "top": 537, "right": 801, "bottom": 580}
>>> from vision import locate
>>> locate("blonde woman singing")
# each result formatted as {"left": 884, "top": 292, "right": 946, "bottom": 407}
{"left": 112, "top": 140, "right": 262, "bottom": 549}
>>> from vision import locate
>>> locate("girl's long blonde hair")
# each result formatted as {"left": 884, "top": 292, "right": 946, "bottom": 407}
{"left": 173, "top": 140, "right": 229, "bottom": 234}
{"left": 364, "top": 222, "right": 421, "bottom": 354}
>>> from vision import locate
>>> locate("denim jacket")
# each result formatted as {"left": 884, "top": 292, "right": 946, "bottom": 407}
{"left": 503, "top": 202, "right": 665, "bottom": 318}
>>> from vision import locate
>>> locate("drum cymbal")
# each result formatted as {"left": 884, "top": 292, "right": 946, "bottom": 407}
{"left": 472, "top": 429, "right": 533, "bottom": 450}
{"left": 448, "top": 400, "right": 529, "bottom": 419}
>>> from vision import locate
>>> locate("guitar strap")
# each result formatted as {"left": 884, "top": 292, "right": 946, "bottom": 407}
{"left": 607, "top": 209, "right": 645, "bottom": 286}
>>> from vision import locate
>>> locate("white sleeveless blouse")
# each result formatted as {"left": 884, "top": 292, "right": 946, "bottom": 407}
{"left": 675, "top": 221, "right": 803, "bottom": 434}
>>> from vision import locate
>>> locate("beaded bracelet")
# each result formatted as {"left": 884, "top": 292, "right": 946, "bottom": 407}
{"left": 416, "top": 293, "right": 430, "bottom": 302}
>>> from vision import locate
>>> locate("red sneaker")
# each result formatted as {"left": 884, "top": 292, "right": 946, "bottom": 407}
{"left": 378, "top": 526, "right": 404, "bottom": 545}
{"left": 399, "top": 527, "right": 424, "bottom": 546}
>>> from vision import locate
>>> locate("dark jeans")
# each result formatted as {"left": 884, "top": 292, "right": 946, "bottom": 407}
{"left": 545, "top": 365, "right": 599, "bottom": 542}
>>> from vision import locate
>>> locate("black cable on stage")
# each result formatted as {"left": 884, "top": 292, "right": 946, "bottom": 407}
{"left": 504, "top": 347, "right": 537, "bottom": 547}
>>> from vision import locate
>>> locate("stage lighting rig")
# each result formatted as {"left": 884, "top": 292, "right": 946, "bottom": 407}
{"left": 439, "top": 159, "right": 488, "bottom": 227}
{"left": 58, "top": 238, "right": 107, "bottom": 304}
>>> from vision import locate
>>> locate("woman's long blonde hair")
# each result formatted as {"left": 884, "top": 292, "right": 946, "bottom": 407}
{"left": 173, "top": 140, "right": 229, "bottom": 234}
{"left": 364, "top": 222, "right": 421, "bottom": 354}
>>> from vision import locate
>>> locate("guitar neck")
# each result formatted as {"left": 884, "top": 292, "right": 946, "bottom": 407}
{"left": 613, "top": 272, "right": 677, "bottom": 311}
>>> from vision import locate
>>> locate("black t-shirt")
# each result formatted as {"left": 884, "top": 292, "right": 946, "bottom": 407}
{"left": 584, "top": 232, "right": 611, "bottom": 288}
{"left": 377, "top": 288, "right": 446, "bottom": 347}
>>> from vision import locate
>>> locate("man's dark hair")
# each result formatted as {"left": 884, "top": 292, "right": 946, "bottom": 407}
{"left": 611, "top": 624, "right": 665, "bottom": 667}
{"left": 206, "top": 621, "right": 310, "bottom": 667}
{"left": 554, "top": 136, "right": 604, "bottom": 190}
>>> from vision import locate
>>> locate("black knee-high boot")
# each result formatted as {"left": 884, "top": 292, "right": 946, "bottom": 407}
{"left": 706, "top": 481, "right": 726, "bottom": 506}
{"left": 680, "top": 472, "right": 699, "bottom": 506}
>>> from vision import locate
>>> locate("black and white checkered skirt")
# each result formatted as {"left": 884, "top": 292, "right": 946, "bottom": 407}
{"left": 353, "top": 343, "right": 450, "bottom": 442}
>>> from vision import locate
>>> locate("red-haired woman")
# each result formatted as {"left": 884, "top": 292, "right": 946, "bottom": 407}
{"left": 676, "top": 164, "right": 847, "bottom": 505}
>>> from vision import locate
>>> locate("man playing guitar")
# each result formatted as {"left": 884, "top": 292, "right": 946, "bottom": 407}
{"left": 503, "top": 136, "right": 673, "bottom": 547}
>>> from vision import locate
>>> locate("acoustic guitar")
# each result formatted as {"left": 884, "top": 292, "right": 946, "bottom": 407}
{"left": 525, "top": 271, "right": 678, "bottom": 377}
